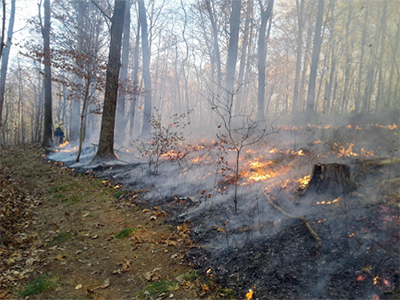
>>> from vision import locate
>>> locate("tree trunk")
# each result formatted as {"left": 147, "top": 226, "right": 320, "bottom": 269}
{"left": 93, "top": 0, "right": 126, "bottom": 161}
{"left": 341, "top": 3, "right": 352, "bottom": 114}
{"left": 257, "top": 0, "right": 274, "bottom": 121}
{"left": 206, "top": 0, "right": 221, "bottom": 85}
{"left": 41, "top": 0, "right": 53, "bottom": 148}
{"left": 116, "top": 1, "right": 131, "bottom": 143}
{"left": 70, "top": 1, "right": 85, "bottom": 141}
{"left": 129, "top": 17, "right": 140, "bottom": 137}
{"left": 292, "top": 0, "right": 304, "bottom": 115}
{"left": 305, "top": 0, "right": 324, "bottom": 117}
{"left": 375, "top": 1, "right": 387, "bottom": 111}
{"left": 323, "top": 0, "right": 336, "bottom": 113}
{"left": 355, "top": 3, "right": 368, "bottom": 113}
{"left": 138, "top": 0, "right": 152, "bottom": 138}
{"left": 225, "top": 0, "right": 242, "bottom": 104}
{"left": 235, "top": 0, "right": 252, "bottom": 115}
{"left": 386, "top": 22, "right": 400, "bottom": 108}
{"left": 0, "top": 0, "right": 15, "bottom": 130}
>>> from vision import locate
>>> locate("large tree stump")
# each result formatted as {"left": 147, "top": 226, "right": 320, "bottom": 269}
{"left": 300, "top": 163, "right": 358, "bottom": 197}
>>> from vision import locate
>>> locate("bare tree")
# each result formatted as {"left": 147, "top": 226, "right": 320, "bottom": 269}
{"left": 0, "top": 0, "right": 15, "bottom": 129}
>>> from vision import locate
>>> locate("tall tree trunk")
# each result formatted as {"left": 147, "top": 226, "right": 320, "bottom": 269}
{"left": 341, "top": 2, "right": 352, "bottom": 114}
{"left": 375, "top": 1, "right": 387, "bottom": 111}
{"left": 206, "top": 0, "right": 221, "bottom": 85}
{"left": 257, "top": 0, "right": 274, "bottom": 121}
{"left": 70, "top": 1, "right": 85, "bottom": 141}
{"left": 323, "top": 0, "right": 336, "bottom": 113}
{"left": 292, "top": 0, "right": 304, "bottom": 115}
{"left": 225, "top": 0, "right": 242, "bottom": 106}
{"left": 116, "top": 1, "right": 131, "bottom": 143}
{"left": 235, "top": 0, "right": 252, "bottom": 115}
{"left": 0, "top": 0, "right": 15, "bottom": 129}
{"left": 138, "top": 0, "right": 152, "bottom": 137}
{"left": 41, "top": 0, "right": 53, "bottom": 147}
{"left": 93, "top": 0, "right": 126, "bottom": 161}
{"left": 356, "top": 3, "right": 368, "bottom": 113}
{"left": 129, "top": 17, "right": 140, "bottom": 137}
{"left": 305, "top": 0, "right": 325, "bottom": 117}
{"left": 386, "top": 21, "right": 400, "bottom": 108}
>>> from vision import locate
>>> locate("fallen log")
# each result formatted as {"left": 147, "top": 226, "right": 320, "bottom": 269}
{"left": 353, "top": 157, "right": 400, "bottom": 167}
{"left": 265, "top": 193, "right": 322, "bottom": 249}
{"left": 300, "top": 163, "right": 357, "bottom": 197}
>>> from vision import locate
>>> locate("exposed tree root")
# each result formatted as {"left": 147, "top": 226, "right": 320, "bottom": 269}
{"left": 265, "top": 193, "right": 322, "bottom": 249}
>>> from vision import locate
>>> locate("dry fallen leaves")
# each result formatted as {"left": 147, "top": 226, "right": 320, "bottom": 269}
{"left": 143, "top": 268, "right": 161, "bottom": 282}
{"left": 99, "top": 278, "right": 110, "bottom": 289}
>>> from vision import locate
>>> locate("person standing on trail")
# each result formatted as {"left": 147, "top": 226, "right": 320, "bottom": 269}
{"left": 54, "top": 121, "right": 65, "bottom": 144}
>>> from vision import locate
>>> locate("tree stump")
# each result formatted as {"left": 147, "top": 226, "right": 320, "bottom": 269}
{"left": 300, "top": 163, "right": 358, "bottom": 197}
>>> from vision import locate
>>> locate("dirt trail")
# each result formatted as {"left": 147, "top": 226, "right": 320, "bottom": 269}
{"left": 0, "top": 145, "right": 229, "bottom": 299}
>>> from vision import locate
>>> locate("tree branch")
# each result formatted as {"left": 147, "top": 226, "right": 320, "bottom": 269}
{"left": 91, "top": 0, "right": 111, "bottom": 21}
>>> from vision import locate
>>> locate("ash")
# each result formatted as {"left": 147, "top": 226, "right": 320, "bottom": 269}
{"left": 47, "top": 122, "right": 400, "bottom": 299}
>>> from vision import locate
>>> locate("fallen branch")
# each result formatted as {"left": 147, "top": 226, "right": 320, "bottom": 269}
{"left": 265, "top": 192, "right": 322, "bottom": 249}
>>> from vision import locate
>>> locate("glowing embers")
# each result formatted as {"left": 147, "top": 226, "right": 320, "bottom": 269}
{"left": 315, "top": 197, "right": 341, "bottom": 206}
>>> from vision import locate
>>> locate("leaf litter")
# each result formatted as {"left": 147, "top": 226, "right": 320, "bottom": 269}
{"left": 0, "top": 145, "right": 229, "bottom": 299}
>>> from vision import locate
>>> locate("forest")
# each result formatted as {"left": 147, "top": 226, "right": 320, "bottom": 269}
{"left": 0, "top": 0, "right": 398, "bottom": 147}
{"left": 0, "top": 0, "right": 399, "bottom": 299}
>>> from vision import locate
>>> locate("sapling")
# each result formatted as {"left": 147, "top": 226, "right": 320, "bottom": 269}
{"left": 133, "top": 108, "right": 191, "bottom": 174}
{"left": 208, "top": 88, "right": 277, "bottom": 213}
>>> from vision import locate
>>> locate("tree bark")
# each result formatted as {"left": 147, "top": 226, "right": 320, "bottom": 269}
{"left": 341, "top": 2, "right": 352, "bottom": 114}
{"left": 0, "top": 0, "right": 15, "bottom": 129}
{"left": 116, "top": 1, "right": 131, "bottom": 143}
{"left": 138, "top": 0, "right": 152, "bottom": 138}
{"left": 235, "top": 0, "right": 252, "bottom": 115}
{"left": 291, "top": 0, "right": 304, "bottom": 115}
{"left": 206, "top": 0, "right": 221, "bottom": 85}
{"left": 375, "top": 1, "right": 387, "bottom": 111}
{"left": 257, "top": 0, "right": 274, "bottom": 121}
{"left": 355, "top": 3, "right": 368, "bottom": 113}
{"left": 225, "top": 0, "right": 242, "bottom": 103}
{"left": 41, "top": 0, "right": 53, "bottom": 147}
{"left": 305, "top": 0, "right": 324, "bottom": 117}
{"left": 70, "top": 1, "right": 85, "bottom": 141}
{"left": 129, "top": 16, "right": 140, "bottom": 137}
{"left": 93, "top": 0, "right": 126, "bottom": 161}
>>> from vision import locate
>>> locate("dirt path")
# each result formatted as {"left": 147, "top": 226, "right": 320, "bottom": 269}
{"left": 0, "top": 145, "right": 230, "bottom": 299}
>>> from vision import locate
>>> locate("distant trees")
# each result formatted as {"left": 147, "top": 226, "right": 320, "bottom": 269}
{"left": 1, "top": 0, "right": 399, "bottom": 147}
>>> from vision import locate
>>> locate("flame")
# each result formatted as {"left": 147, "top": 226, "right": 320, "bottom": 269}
{"left": 299, "top": 175, "right": 311, "bottom": 189}
{"left": 316, "top": 197, "right": 340, "bottom": 205}
{"left": 374, "top": 276, "right": 379, "bottom": 285}
{"left": 59, "top": 141, "right": 69, "bottom": 148}
{"left": 246, "top": 289, "right": 253, "bottom": 300}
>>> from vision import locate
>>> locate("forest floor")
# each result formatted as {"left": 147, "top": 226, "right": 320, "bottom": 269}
{"left": 0, "top": 145, "right": 232, "bottom": 300}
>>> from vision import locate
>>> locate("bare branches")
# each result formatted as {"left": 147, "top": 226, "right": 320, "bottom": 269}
{"left": 91, "top": 0, "right": 111, "bottom": 21}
